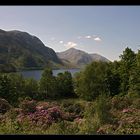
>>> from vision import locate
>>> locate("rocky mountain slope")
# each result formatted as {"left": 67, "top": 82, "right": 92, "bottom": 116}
{"left": 0, "top": 29, "right": 62, "bottom": 69}
{"left": 57, "top": 48, "right": 110, "bottom": 68}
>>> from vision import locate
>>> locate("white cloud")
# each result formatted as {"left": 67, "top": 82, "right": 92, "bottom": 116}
{"left": 94, "top": 37, "right": 102, "bottom": 41}
{"left": 59, "top": 40, "right": 63, "bottom": 44}
{"left": 85, "top": 35, "right": 92, "bottom": 39}
{"left": 64, "top": 42, "right": 77, "bottom": 48}
{"left": 77, "top": 35, "right": 102, "bottom": 42}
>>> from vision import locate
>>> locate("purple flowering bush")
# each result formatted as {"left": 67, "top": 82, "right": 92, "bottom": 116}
{"left": 16, "top": 100, "right": 82, "bottom": 129}
{"left": 19, "top": 99, "right": 37, "bottom": 114}
{"left": 17, "top": 104, "right": 66, "bottom": 128}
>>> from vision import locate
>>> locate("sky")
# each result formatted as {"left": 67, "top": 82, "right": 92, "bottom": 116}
{"left": 0, "top": 6, "right": 140, "bottom": 61}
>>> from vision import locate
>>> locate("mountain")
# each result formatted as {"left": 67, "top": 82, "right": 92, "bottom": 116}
{"left": 0, "top": 29, "right": 62, "bottom": 70}
{"left": 57, "top": 48, "right": 110, "bottom": 68}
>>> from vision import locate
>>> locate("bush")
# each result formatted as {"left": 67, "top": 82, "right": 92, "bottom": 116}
{"left": 47, "top": 120, "right": 79, "bottom": 134}
{"left": 19, "top": 99, "right": 37, "bottom": 114}
{"left": 74, "top": 62, "right": 111, "bottom": 100}
{"left": 111, "top": 96, "right": 132, "bottom": 110}
{"left": 0, "top": 98, "right": 12, "bottom": 114}
{"left": 62, "top": 102, "right": 83, "bottom": 116}
{"left": 94, "top": 95, "right": 113, "bottom": 125}
{"left": 131, "top": 98, "right": 140, "bottom": 109}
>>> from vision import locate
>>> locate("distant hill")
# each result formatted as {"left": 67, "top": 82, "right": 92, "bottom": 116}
{"left": 0, "top": 29, "right": 62, "bottom": 70}
{"left": 57, "top": 48, "right": 110, "bottom": 68}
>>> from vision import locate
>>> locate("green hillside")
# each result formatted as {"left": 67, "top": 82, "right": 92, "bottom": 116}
{"left": 0, "top": 29, "right": 62, "bottom": 71}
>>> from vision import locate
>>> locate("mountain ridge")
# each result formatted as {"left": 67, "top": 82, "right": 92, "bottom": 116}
{"left": 57, "top": 48, "right": 110, "bottom": 68}
{"left": 0, "top": 29, "right": 62, "bottom": 70}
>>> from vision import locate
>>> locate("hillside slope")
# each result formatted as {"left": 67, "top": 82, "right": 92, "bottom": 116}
{"left": 0, "top": 29, "right": 62, "bottom": 70}
{"left": 57, "top": 48, "right": 110, "bottom": 68}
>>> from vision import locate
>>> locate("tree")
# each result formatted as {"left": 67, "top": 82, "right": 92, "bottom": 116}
{"left": 119, "top": 47, "right": 136, "bottom": 95}
{"left": 24, "top": 78, "right": 39, "bottom": 99}
{"left": 136, "top": 50, "right": 140, "bottom": 68}
{"left": 128, "top": 67, "right": 140, "bottom": 96}
{"left": 0, "top": 74, "right": 12, "bottom": 102}
{"left": 8, "top": 73, "right": 27, "bottom": 106}
{"left": 128, "top": 50, "right": 140, "bottom": 96}
{"left": 39, "top": 68, "right": 57, "bottom": 99}
{"left": 119, "top": 47, "right": 136, "bottom": 70}
{"left": 56, "top": 71, "right": 75, "bottom": 98}
{"left": 74, "top": 62, "right": 110, "bottom": 100}
{"left": 104, "top": 64, "right": 120, "bottom": 96}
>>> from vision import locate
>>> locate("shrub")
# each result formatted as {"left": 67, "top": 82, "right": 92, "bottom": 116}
{"left": 47, "top": 120, "right": 79, "bottom": 134}
{"left": 19, "top": 99, "right": 37, "bottom": 114}
{"left": 131, "top": 98, "right": 140, "bottom": 109}
{"left": 62, "top": 102, "right": 83, "bottom": 116}
{"left": 94, "top": 95, "right": 113, "bottom": 125}
{"left": 0, "top": 98, "right": 12, "bottom": 114}
{"left": 36, "top": 102, "right": 50, "bottom": 110}
{"left": 16, "top": 105, "right": 64, "bottom": 129}
{"left": 111, "top": 96, "right": 132, "bottom": 110}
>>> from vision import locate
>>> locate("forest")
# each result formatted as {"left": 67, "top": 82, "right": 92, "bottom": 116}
{"left": 0, "top": 47, "right": 140, "bottom": 134}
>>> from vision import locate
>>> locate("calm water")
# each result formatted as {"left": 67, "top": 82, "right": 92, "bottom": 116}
{"left": 20, "top": 69, "right": 80, "bottom": 80}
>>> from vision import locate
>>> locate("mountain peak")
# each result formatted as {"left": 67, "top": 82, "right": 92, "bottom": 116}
{"left": 67, "top": 47, "right": 77, "bottom": 51}
{"left": 57, "top": 48, "right": 110, "bottom": 68}
{"left": 0, "top": 29, "right": 6, "bottom": 33}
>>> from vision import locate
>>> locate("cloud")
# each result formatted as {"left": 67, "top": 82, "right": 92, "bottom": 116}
{"left": 94, "top": 37, "right": 102, "bottom": 41}
{"left": 85, "top": 35, "right": 92, "bottom": 39}
{"left": 64, "top": 42, "right": 77, "bottom": 48}
{"left": 59, "top": 40, "right": 63, "bottom": 44}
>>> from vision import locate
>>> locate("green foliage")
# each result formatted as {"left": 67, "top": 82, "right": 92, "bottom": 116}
{"left": 104, "top": 63, "right": 121, "bottom": 96}
{"left": 0, "top": 47, "right": 140, "bottom": 134}
{"left": 8, "top": 73, "right": 26, "bottom": 98}
{"left": 119, "top": 47, "right": 136, "bottom": 94}
{"left": 24, "top": 78, "right": 39, "bottom": 99}
{"left": 39, "top": 68, "right": 58, "bottom": 99}
{"left": 0, "top": 74, "right": 12, "bottom": 101}
{"left": 0, "top": 97, "right": 139, "bottom": 134}
{"left": 94, "top": 94, "right": 113, "bottom": 125}
{"left": 0, "top": 30, "right": 62, "bottom": 70}
{"left": 0, "top": 98, "right": 11, "bottom": 114}
{"left": 39, "top": 68, "right": 75, "bottom": 99}
{"left": 47, "top": 121, "right": 79, "bottom": 134}
{"left": 19, "top": 99, "right": 37, "bottom": 114}
{"left": 74, "top": 47, "right": 140, "bottom": 101}
{"left": 136, "top": 50, "right": 140, "bottom": 68}
{"left": 19, "top": 54, "right": 38, "bottom": 68}
{"left": 0, "top": 64, "right": 16, "bottom": 73}
{"left": 119, "top": 47, "right": 136, "bottom": 69}
{"left": 61, "top": 101, "right": 84, "bottom": 116}
{"left": 0, "top": 73, "right": 39, "bottom": 106}
{"left": 111, "top": 96, "right": 132, "bottom": 110}
{"left": 128, "top": 67, "right": 140, "bottom": 96}
{"left": 56, "top": 71, "right": 75, "bottom": 98}
{"left": 78, "top": 95, "right": 114, "bottom": 134}
{"left": 74, "top": 62, "right": 111, "bottom": 100}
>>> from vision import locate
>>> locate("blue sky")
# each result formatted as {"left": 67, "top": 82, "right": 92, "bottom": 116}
{"left": 0, "top": 6, "right": 140, "bottom": 61}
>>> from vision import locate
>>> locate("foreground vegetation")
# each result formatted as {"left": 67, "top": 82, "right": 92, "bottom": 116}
{"left": 0, "top": 47, "right": 140, "bottom": 134}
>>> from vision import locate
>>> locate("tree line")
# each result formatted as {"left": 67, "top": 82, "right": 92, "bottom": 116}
{"left": 0, "top": 47, "right": 140, "bottom": 106}
{"left": 74, "top": 47, "right": 140, "bottom": 100}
